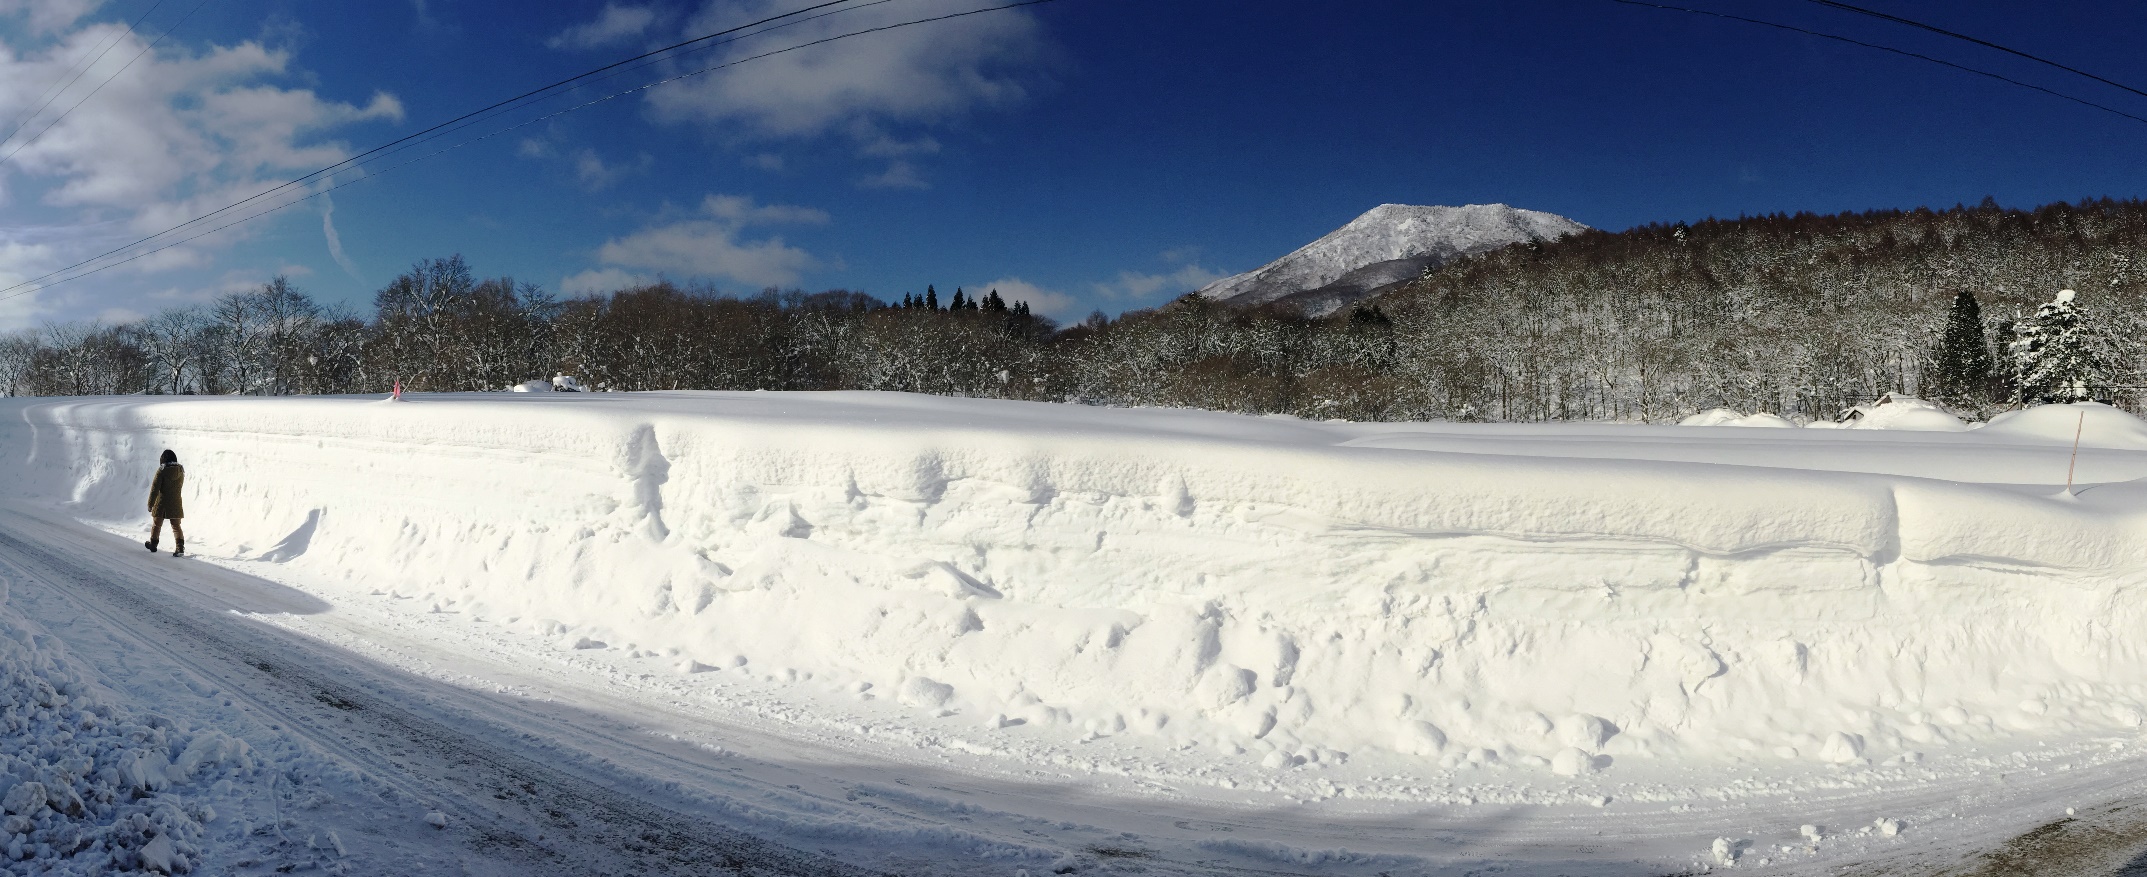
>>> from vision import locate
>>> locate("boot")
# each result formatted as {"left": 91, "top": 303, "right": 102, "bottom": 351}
{"left": 144, "top": 539, "right": 158, "bottom": 553}
{"left": 172, "top": 539, "right": 185, "bottom": 558}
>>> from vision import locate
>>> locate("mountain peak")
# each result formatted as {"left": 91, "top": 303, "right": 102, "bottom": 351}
{"left": 1197, "top": 203, "right": 1587, "bottom": 314}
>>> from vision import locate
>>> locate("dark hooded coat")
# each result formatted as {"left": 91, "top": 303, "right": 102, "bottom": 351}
{"left": 148, "top": 462, "right": 184, "bottom": 519}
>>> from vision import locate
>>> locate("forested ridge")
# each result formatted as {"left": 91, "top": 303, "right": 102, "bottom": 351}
{"left": 1373, "top": 196, "right": 2147, "bottom": 421}
{"left": 4, "top": 197, "right": 2144, "bottom": 423}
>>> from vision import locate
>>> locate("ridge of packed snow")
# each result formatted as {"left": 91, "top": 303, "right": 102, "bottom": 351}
{"left": 7, "top": 391, "right": 2147, "bottom": 804}
{"left": 1197, "top": 203, "right": 1588, "bottom": 313}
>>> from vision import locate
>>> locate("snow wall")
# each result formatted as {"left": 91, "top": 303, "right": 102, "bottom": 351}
{"left": 6, "top": 392, "right": 2147, "bottom": 773}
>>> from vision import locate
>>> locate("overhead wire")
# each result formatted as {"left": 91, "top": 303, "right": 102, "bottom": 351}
{"left": 0, "top": 0, "right": 168, "bottom": 155}
{"left": 0, "top": 0, "right": 1064, "bottom": 303}
{"left": 0, "top": 0, "right": 210, "bottom": 168}
{"left": 1801, "top": 0, "right": 2147, "bottom": 102}
{"left": 1608, "top": 0, "right": 2147, "bottom": 127}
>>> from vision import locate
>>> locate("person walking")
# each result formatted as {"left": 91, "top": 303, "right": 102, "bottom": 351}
{"left": 145, "top": 449, "right": 185, "bottom": 556}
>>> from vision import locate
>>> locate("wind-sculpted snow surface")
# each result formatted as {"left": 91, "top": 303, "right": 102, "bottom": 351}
{"left": 6, "top": 393, "right": 2147, "bottom": 797}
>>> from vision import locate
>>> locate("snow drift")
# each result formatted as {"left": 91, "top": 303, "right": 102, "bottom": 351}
{"left": 6, "top": 393, "right": 2147, "bottom": 780}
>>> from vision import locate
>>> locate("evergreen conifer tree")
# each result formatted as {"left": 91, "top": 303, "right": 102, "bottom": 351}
{"left": 1927, "top": 290, "right": 1994, "bottom": 406}
{"left": 925, "top": 285, "right": 939, "bottom": 311}
{"left": 2009, "top": 289, "right": 2108, "bottom": 403}
{"left": 951, "top": 289, "right": 968, "bottom": 310}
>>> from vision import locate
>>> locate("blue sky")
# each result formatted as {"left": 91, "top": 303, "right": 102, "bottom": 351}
{"left": 1, "top": 0, "right": 2145, "bottom": 328}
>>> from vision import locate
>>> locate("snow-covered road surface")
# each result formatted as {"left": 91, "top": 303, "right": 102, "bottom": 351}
{"left": 8, "top": 391, "right": 2147, "bottom": 873}
{"left": 0, "top": 501, "right": 883, "bottom": 875}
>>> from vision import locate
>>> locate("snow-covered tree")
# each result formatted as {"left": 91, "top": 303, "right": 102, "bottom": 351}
{"left": 2009, "top": 289, "right": 2109, "bottom": 403}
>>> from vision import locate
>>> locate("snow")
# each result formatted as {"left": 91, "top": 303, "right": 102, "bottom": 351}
{"left": 1833, "top": 394, "right": 1969, "bottom": 431}
{"left": 0, "top": 554, "right": 250, "bottom": 874}
{"left": 1678, "top": 408, "right": 1796, "bottom": 427}
{"left": 1196, "top": 203, "right": 1588, "bottom": 312}
{"left": 4, "top": 390, "right": 2147, "bottom": 873}
{"left": 1686, "top": 395, "right": 1978, "bottom": 432}
{"left": 1981, "top": 401, "right": 2147, "bottom": 449}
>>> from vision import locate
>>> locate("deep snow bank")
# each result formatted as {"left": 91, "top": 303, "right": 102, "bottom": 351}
{"left": 7, "top": 393, "right": 2147, "bottom": 777}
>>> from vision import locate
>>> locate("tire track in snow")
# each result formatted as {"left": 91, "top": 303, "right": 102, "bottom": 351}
{"left": 0, "top": 510, "right": 884, "bottom": 877}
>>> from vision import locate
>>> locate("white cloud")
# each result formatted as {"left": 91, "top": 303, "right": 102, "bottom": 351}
{"left": 1090, "top": 263, "right": 1226, "bottom": 307}
{"left": 1157, "top": 245, "right": 1204, "bottom": 264}
{"left": 91, "top": 303, "right": 143, "bottom": 323}
{"left": 194, "top": 87, "right": 403, "bottom": 180}
{"left": 966, "top": 252, "right": 1228, "bottom": 324}
{"left": 518, "top": 139, "right": 652, "bottom": 191}
{"left": 857, "top": 159, "right": 926, "bottom": 190}
{"left": 649, "top": 0, "right": 1047, "bottom": 138}
{"left": 547, "top": 3, "right": 657, "bottom": 51}
{"left": 856, "top": 131, "right": 940, "bottom": 157}
{"left": 0, "top": 18, "right": 403, "bottom": 322}
{"left": 698, "top": 193, "right": 827, "bottom": 225}
{"left": 0, "top": 239, "right": 57, "bottom": 331}
{"left": 573, "top": 148, "right": 652, "bottom": 191}
{"left": 574, "top": 194, "right": 826, "bottom": 292}
{"left": 319, "top": 190, "right": 361, "bottom": 282}
{"left": 559, "top": 266, "right": 649, "bottom": 296}
{"left": 124, "top": 245, "right": 206, "bottom": 273}
{"left": 974, "top": 277, "right": 1084, "bottom": 321}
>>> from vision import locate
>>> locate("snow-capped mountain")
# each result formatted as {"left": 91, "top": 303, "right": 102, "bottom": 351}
{"left": 1197, "top": 203, "right": 1588, "bottom": 315}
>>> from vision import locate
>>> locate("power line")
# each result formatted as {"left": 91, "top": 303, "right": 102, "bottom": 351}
{"left": 1609, "top": 0, "right": 2147, "bottom": 127}
{"left": 0, "top": 0, "right": 870, "bottom": 304}
{"left": 1802, "top": 0, "right": 2147, "bottom": 102}
{"left": 0, "top": 0, "right": 1065, "bottom": 303}
{"left": 0, "top": 0, "right": 169, "bottom": 155}
{"left": 0, "top": 0, "right": 210, "bottom": 168}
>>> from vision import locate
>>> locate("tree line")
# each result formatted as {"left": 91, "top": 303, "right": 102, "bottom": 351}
{"left": 1362, "top": 196, "right": 2147, "bottom": 422}
{"left": 3, "top": 197, "right": 2145, "bottom": 423}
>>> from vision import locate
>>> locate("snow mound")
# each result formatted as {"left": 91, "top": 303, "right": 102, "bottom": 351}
{"left": 8, "top": 392, "right": 2147, "bottom": 784}
{"left": 1678, "top": 409, "right": 1796, "bottom": 428}
{"left": 507, "top": 380, "right": 551, "bottom": 393}
{"left": 1197, "top": 203, "right": 1587, "bottom": 314}
{"left": 1980, "top": 402, "right": 2147, "bottom": 450}
{"left": 1829, "top": 394, "right": 1967, "bottom": 431}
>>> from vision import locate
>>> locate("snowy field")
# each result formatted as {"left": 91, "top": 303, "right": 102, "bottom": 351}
{"left": 4, "top": 391, "right": 2147, "bottom": 874}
